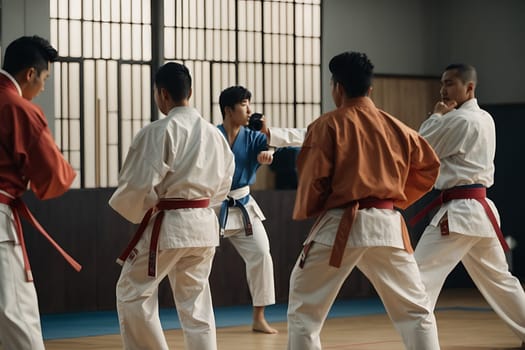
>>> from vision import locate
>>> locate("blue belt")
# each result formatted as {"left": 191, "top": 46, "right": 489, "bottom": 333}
{"left": 219, "top": 194, "right": 253, "bottom": 236}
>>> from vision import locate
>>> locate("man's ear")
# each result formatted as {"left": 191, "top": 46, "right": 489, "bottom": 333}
{"left": 20, "top": 67, "right": 37, "bottom": 83}
{"left": 335, "top": 81, "right": 344, "bottom": 96}
{"left": 28, "top": 67, "right": 38, "bottom": 80}
{"left": 159, "top": 87, "right": 171, "bottom": 101}
{"left": 224, "top": 105, "right": 232, "bottom": 118}
{"left": 159, "top": 87, "right": 166, "bottom": 99}
{"left": 466, "top": 81, "right": 475, "bottom": 94}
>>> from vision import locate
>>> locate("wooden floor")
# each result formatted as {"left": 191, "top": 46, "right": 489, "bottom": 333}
{"left": 6, "top": 289, "right": 525, "bottom": 349}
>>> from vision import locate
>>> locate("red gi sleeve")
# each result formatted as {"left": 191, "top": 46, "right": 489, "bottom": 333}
{"left": 26, "top": 128, "right": 76, "bottom": 199}
{"left": 11, "top": 104, "right": 76, "bottom": 200}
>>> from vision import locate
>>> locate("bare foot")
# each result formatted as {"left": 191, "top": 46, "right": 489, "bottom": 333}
{"left": 252, "top": 319, "right": 278, "bottom": 334}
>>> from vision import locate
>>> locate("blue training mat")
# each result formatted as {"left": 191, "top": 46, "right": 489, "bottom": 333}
{"left": 41, "top": 297, "right": 489, "bottom": 340}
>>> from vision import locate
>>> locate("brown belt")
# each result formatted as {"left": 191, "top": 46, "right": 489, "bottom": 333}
{"left": 300, "top": 198, "right": 412, "bottom": 269}
{"left": 0, "top": 193, "right": 82, "bottom": 282}
{"left": 409, "top": 185, "right": 509, "bottom": 251}
{"left": 117, "top": 198, "right": 210, "bottom": 277}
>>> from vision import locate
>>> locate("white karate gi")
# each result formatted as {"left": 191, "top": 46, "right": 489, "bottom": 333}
{"left": 0, "top": 191, "right": 44, "bottom": 350}
{"left": 109, "top": 106, "right": 234, "bottom": 350}
{"left": 219, "top": 186, "right": 275, "bottom": 307}
{"left": 415, "top": 98, "right": 525, "bottom": 342}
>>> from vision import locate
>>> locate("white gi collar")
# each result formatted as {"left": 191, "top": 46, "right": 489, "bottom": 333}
{"left": 0, "top": 69, "right": 23, "bottom": 96}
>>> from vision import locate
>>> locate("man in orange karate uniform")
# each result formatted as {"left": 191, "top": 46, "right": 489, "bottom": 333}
{"left": 287, "top": 51, "right": 441, "bottom": 350}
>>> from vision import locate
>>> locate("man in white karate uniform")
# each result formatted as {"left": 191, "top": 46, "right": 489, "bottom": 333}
{"left": 414, "top": 63, "right": 525, "bottom": 347}
{"left": 109, "top": 62, "right": 234, "bottom": 350}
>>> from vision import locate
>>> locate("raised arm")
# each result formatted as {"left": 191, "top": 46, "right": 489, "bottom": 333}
{"left": 266, "top": 127, "right": 306, "bottom": 148}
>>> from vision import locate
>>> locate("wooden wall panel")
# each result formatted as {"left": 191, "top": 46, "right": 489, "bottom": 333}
{"left": 371, "top": 76, "right": 441, "bottom": 130}
{"left": 21, "top": 189, "right": 374, "bottom": 314}
{"left": 250, "top": 165, "right": 275, "bottom": 191}
{"left": 24, "top": 181, "right": 521, "bottom": 314}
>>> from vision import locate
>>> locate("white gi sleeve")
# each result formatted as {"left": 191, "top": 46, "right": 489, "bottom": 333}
{"left": 419, "top": 113, "right": 470, "bottom": 159}
{"left": 268, "top": 127, "right": 306, "bottom": 147}
{"left": 109, "top": 127, "right": 169, "bottom": 223}
{"left": 209, "top": 133, "right": 235, "bottom": 208}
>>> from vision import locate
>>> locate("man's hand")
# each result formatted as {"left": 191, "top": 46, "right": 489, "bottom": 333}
{"left": 432, "top": 100, "right": 457, "bottom": 115}
{"left": 257, "top": 150, "right": 273, "bottom": 165}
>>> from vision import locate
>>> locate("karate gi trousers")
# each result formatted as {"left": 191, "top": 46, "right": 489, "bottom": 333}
{"left": 287, "top": 243, "right": 440, "bottom": 350}
{"left": 415, "top": 227, "right": 525, "bottom": 342}
{"left": 0, "top": 241, "right": 45, "bottom": 350}
{"left": 224, "top": 217, "right": 275, "bottom": 307}
{"left": 116, "top": 235, "right": 217, "bottom": 350}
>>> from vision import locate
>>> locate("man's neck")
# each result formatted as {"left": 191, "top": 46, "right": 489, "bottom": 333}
{"left": 223, "top": 118, "right": 242, "bottom": 146}
{"left": 169, "top": 100, "right": 190, "bottom": 109}
{"left": 456, "top": 96, "right": 475, "bottom": 109}
{"left": 163, "top": 100, "right": 189, "bottom": 115}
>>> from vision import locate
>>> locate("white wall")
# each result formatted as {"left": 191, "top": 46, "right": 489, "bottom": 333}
{"left": 322, "top": 0, "right": 525, "bottom": 110}
{"left": 1, "top": 0, "right": 54, "bottom": 131}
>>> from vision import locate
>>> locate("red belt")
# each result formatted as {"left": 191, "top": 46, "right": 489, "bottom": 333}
{"left": 0, "top": 193, "right": 82, "bottom": 282}
{"left": 300, "top": 198, "right": 409, "bottom": 269}
{"left": 117, "top": 198, "right": 210, "bottom": 277}
{"left": 408, "top": 186, "right": 509, "bottom": 251}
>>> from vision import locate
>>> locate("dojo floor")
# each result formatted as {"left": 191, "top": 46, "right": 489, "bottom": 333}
{"left": 2, "top": 288, "right": 523, "bottom": 350}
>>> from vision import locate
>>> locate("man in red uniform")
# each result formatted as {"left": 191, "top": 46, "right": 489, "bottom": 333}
{"left": 287, "top": 51, "right": 441, "bottom": 350}
{"left": 0, "top": 36, "right": 76, "bottom": 350}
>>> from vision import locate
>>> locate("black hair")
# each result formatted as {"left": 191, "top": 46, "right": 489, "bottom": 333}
{"left": 328, "top": 51, "right": 374, "bottom": 98}
{"left": 2, "top": 36, "right": 58, "bottom": 75}
{"left": 219, "top": 85, "right": 252, "bottom": 119}
{"left": 445, "top": 63, "right": 477, "bottom": 85}
{"left": 154, "top": 62, "right": 192, "bottom": 102}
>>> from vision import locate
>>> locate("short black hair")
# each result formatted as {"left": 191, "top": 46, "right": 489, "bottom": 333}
{"left": 2, "top": 36, "right": 58, "bottom": 75}
{"left": 445, "top": 63, "right": 477, "bottom": 85}
{"left": 328, "top": 51, "right": 374, "bottom": 98}
{"left": 154, "top": 62, "right": 192, "bottom": 102}
{"left": 219, "top": 85, "right": 252, "bottom": 119}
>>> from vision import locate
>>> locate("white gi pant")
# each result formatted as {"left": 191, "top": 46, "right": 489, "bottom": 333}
{"left": 224, "top": 217, "right": 275, "bottom": 307}
{"left": 116, "top": 235, "right": 217, "bottom": 350}
{"left": 287, "top": 243, "right": 440, "bottom": 350}
{"left": 0, "top": 242, "right": 45, "bottom": 350}
{"left": 415, "top": 227, "right": 525, "bottom": 341}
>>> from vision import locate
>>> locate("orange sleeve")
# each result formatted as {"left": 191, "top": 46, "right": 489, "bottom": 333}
{"left": 293, "top": 120, "right": 334, "bottom": 220}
